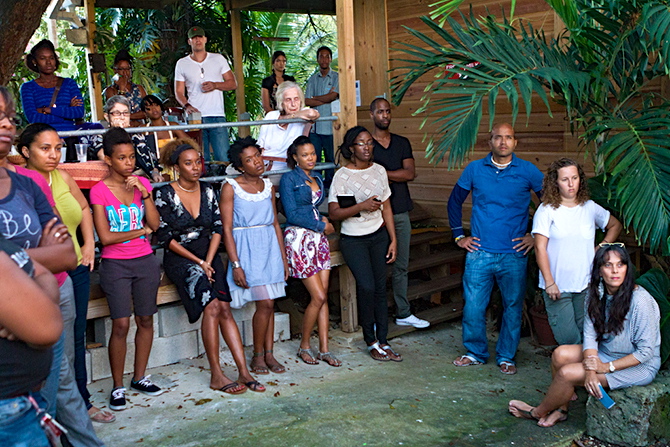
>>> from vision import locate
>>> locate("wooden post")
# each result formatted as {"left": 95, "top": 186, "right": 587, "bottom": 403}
{"left": 84, "top": 0, "right": 103, "bottom": 121}
{"left": 338, "top": 264, "right": 358, "bottom": 332}
{"left": 229, "top": 8, "right": 249, "bottom": 137}
{"left": 334, "top": 0, "right": 357, "bottom": 148}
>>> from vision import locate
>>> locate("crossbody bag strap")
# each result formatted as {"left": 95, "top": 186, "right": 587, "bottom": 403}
{"left": 49, "top": 77, "right": 64, "bottom": 108}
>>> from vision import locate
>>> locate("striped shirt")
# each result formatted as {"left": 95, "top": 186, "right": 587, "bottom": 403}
{"left": 20, "top": 78, "right": 84, "bottom": 131}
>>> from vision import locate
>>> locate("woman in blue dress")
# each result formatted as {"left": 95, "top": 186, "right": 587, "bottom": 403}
{"left": 221, "top": 137, "right": 288, "bottom": 375}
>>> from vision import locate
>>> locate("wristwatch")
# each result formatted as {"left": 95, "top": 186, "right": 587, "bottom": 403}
{"left": 231, "top": 261, "right": 242, "bottom": 269}
{"left": 609, "top": 361, "right": 616, "bottom": 372}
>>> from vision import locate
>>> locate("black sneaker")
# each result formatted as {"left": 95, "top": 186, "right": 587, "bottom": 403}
{"left": 109, "top": 387, "right": 126, "bottom": 411}
{"left": 130, "top": 375, "right": 164, "bottom": 396}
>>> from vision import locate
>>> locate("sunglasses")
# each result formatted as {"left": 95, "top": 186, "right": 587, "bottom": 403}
{"left": 598, "top": 242, "right": 625, "bottom": 248}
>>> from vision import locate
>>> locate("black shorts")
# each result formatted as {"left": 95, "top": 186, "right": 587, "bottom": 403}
{"left": 99, "top": 254, "right": 161, "bottom": 319}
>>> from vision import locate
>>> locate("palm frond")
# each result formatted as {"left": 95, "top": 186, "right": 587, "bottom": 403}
{"left": 584, "top": 107, "right": 670, "bottom": 254}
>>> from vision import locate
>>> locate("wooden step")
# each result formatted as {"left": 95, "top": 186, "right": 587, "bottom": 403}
{"left": 410, "top": 231, "right": 450, "bottom": 246}
{"left": 408, "top": 250, "right": 464, "bottom": 273}
{"left": 388, "top": 299, "right": 464, "bottom": 339}
{"left": 409, "top": 207, "right": 432, "bottom": 222}
{"left": 407, "top": 274, "right": 462, "bottom": 302}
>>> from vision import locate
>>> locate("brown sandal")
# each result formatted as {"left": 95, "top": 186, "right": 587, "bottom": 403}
{"left": 367, "top": 342, "right": 390, "bottom": 361}
{"left": 380, "top": 344, "right": 403, "bottom": 362}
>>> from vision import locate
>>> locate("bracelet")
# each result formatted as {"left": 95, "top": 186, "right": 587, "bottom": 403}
{"left": 198, "top": 259, "right": 204, "bottom": 265}
{"left": 546, "top": 282, "right": 556, "bottom": 289}
{"left": 142, "top": 194, "right": 151, "bottom": 200}
{"left": 454, "top": 235, "right": 465, "bottom": 243}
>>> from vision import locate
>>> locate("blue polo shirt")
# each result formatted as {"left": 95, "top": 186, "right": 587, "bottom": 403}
{"left": 453, "top": 153, "right": 543, "bottom": 253}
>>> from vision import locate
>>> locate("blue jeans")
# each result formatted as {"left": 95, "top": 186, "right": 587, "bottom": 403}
{"left": 69, "top": 264, "right": 92, "bottom": 409}
{"left": 309, "top": 133, "right": 334, "bottom": 186}
{"left": 0, "top": 395, "right": 50, "bottom": 447}
{"left": 202, "top": 116, "right": 230, "bottom": 162}
{"left": 462, "top": 251, "right": 527, "bottom": 365}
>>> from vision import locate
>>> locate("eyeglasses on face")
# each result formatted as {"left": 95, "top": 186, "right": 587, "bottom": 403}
{"left": 598, "top": 242, "right": 625, "bottom": 248}
{"left": 109, "top": 111, "right": 131, "bottom": 117}
{"left": 352, "top": 141, "right": 374, "bottom": 148}
{"left": 0, "top": 110, "right": 20, "bottom": 126}
{"left": 114, "top": 66, "right": 131, "bottom": 72}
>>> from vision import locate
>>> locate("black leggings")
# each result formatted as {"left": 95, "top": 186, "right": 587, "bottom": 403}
{"left": 339, "top": 226, "right": 390, "bottom": 345}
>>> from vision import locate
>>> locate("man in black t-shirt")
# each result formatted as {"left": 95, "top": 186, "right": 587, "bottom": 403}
{"left": 370, "top": 98, "right": 429, "bottom": 329}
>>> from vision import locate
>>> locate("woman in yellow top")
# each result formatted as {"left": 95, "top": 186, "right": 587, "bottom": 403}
{"left": 19, "top": 123, "right": 115, "bottom": 423}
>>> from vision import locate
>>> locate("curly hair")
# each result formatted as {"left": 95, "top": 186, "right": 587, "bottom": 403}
{"left": 541, "top": 157, "right": 589, "bottom": 208}
{"left": 160, "top": 138, "right": 201, "bottom": 167}
{"left": 586, "top": 245, "right": 636, "bottom": 342}
{"left": 228, "top": 136, "right": 261, "bottom": 171}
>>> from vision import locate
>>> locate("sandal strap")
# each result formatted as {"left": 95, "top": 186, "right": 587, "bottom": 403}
{"left": 381, "top": 345, "right": 399, "bottom": 356}
{"left": 253, "top": 352, "right": 264, "bottom": 358}
{"left": 367, "top": 342, "right": 386, "bottom": 355}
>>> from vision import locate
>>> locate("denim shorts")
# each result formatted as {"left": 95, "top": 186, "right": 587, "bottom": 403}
{"left": 0, "top": 396, "right": 50, "bottom": 447}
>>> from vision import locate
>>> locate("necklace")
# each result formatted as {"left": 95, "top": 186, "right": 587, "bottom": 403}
{"left": 491, "top": 156, "right": 511, "bottom": 169}
{"left": 176, "top": 180, "right": 198, "bottom": 193}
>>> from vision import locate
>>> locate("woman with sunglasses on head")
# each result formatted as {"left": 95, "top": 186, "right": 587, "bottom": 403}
{"left": 509, "top": 243, "right": 660, "bottom": 427}
{"left": 532, "top": 158, "right": 621, "bottom": 345}
{"left": 103, "top": 50, "right": 148, "bottom": 127}
{"left": 328, "top": 126, "right": 399, "bottom": 362}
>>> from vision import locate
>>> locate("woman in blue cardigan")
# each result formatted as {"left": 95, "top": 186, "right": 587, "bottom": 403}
{"left": 20, "top": 39, "right": 84, "bottom": 131}
{"left": 280, "top": 135, "right": 341, "bottom": 367}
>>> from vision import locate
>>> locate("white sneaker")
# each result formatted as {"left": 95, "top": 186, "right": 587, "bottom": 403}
{"left": 395, "top": 314, "right": 430, "bottom": 329}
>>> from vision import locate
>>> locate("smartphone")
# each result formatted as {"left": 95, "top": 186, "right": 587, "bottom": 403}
{"left": 598, "top": 384, "right": 616, "bottom": 409}
{"left": 373, "top": 198, "right": 381, "bottom": 202}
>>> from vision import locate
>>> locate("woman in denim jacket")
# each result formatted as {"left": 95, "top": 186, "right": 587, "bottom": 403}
{"left": 280, "top": 136, "right": 341, "bottom": 366}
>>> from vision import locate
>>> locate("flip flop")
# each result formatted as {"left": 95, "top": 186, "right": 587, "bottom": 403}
{"left": 499, "top": 361, "right": 517, "bottom": 375}
{"left": 214, "top": 382, "right": 247, "bottom": 395}
{"left": 367, "top": 342, "right": 390, "bottom": 361}
{"left": 89, "top": 408, "right": 116, "bottom": 423}
{"left": 453, "top": 355, "right": 483, "bottom": 367}
{"left": 508, "top": 400, "right": 540, "bottom": 421}
{"left": 245, "top": 380, "right": 266, "bottom": 393}
{"left": 380, "top": 344, "right": 403, "bottom": 362}
{"left": 297, "top": 348, "right": 319, "bottom": 365}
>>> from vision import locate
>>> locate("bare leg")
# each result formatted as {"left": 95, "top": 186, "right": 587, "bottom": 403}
{"left": 216, "top": 301, "right": 259, "bottom": 386}
{"left": 262, "top": 301, "right": 285, "bottom": 373}
{"left": 109, "top": 317, "right": 130, "bottom": 388}
{"left": 133, "top": 314, "right": 154, "bottom": 381}
{"left": 201, "top": 300, "right": 242, "bottom": 390}
{"left": 300, "top": 271, "right": 329, "bottom": 352}
{"left": 250, "top": 300, "right": 274, "bottom": 373}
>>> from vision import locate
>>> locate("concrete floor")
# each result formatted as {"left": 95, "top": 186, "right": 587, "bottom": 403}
{"left": 91, "top": 321, "right": 587, "bottom": 447}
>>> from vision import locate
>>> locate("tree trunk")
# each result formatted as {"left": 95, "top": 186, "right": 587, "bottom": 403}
{"left": 0, "top": 0, "right": 52, "bottom": 85}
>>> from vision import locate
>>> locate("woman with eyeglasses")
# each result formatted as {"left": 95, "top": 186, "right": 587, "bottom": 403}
{"left": 328, "top": 126, "right": 400, "bottom": 362}
{"left": 509, "top": 244, "right": 660, "bottom": 427}
{"left": 103, "top": 50, "right": 148, "bottom": 127}
{"left": 532, "top": 158, "right": 622, "bottom": 345}
{"left": 101, "top": 96, "right": 162, "bottom": 182}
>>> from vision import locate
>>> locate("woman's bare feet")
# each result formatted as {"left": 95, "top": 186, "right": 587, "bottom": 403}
{"left": 210, "top": 375, "right": 247, "bottom": 394}
{"left": 237, "top": 374, "right": 266, "bottom": 392}
{"left": 538, "top": 408, "right": 568, "bottom": 427}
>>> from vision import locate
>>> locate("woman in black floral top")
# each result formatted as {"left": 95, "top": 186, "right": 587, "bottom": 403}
{"left": 155, "top": 139, "right": 265, "bottom": 394}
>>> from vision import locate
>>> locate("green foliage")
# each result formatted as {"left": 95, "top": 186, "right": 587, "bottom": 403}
{"left": 390, "top": 0, "right": 670, "bottom": 254}
{"left": 636, "top": 268, "right": 670, "bottom": 366}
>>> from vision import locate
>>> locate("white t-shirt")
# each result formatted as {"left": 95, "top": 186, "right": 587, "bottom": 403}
{"left": 174, "top": 52, "right": 231, "bottom": 117}
{"left": 257, "top": 110, "right": 311, "bottom": 171}
{"left": 328, "top": 163, "right": 392, "bottom": 236}
{"left": 532, "top": 200, "right": 610, "bottom": 292}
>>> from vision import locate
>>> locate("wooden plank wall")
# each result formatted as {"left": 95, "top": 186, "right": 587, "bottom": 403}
{"left": 356, "top": 0, "right": 588, "bottom": 227}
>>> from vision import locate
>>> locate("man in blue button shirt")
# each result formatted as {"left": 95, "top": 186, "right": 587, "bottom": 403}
{"left": 448, "top": 123, "right": 543, "bottom": 375}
